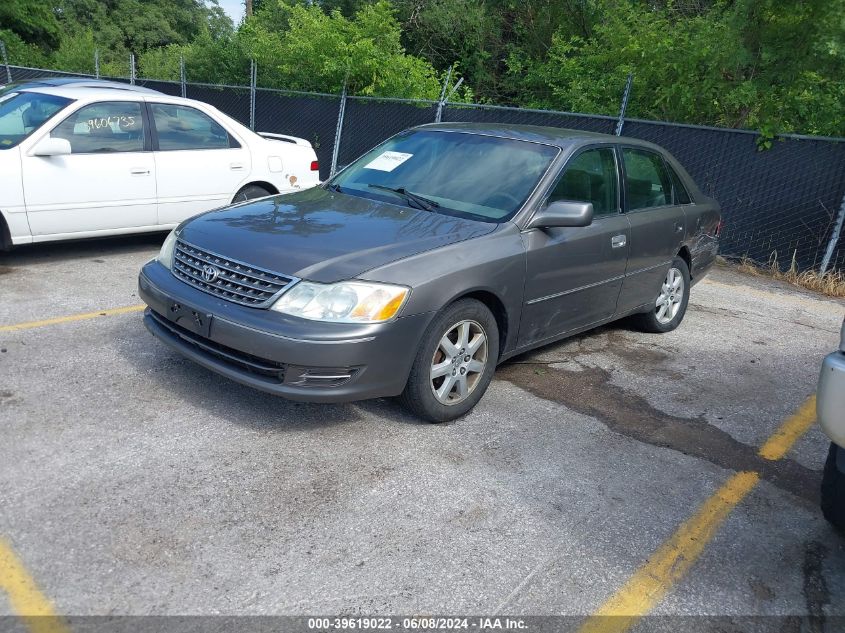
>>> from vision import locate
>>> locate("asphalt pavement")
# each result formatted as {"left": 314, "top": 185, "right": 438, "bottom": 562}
{"left": 1, "top": 234, "right": 843, "bottom": 626}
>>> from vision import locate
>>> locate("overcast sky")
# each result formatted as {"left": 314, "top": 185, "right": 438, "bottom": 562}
{"left": 217, "top": 0, "right": 245, "bottom": 25}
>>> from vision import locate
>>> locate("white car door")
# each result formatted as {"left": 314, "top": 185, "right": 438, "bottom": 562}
{"left": 149, "top": 102, "right": 251, "bottom": 225}
{"left": 22, "top": 100, "right": 157, "bottom": 236}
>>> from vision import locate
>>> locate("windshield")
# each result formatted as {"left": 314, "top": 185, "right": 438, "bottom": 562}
{"left": 330, "top": 130, "right": 560, "bottom": 223}
{"left": 0, "top": 91, "right": 73, "bottom": 150}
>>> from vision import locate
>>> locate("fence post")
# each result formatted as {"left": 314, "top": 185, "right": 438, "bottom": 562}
{"left": 249, "top": 60, "right": 256, "bottom": 131}
{"left": 0, "top": 40, "right": 11, "bottom": 84}
{"left": 445, "top": 77, "right": 464, "bottom": 104}
{"left": 129, "top": 53, "right": 136, "bottom": 85}
{"left": 94, "top": 49, "right": 100, "bottom": 78}
{"left": 329, "top": 79, "right": 348, "bottom": 178}
{"left": 180, "top": 55, "right": 186, "bottom": 98}
{"left": 435, "top": 65, "right": 453, "bottom": 123}
{"left": 615, "top": 73, "right": 633, "bottom": 136}
{"left": 820, "top": 194, "right": 845, "bottom": 274}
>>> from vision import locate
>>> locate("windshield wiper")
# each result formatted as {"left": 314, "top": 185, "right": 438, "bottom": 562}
{"left": 367, "top": 184, "right": 440, "bottom": 212}
{"left": 326, "top": 182, "right": 343, "bottom": 193}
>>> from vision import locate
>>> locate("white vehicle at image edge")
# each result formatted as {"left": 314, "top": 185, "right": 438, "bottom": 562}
{"left": 818, "top": 316, "right": 845, "bottom": 534}
{"left": 0, "top": 80, "right": 321, "bottom": 248}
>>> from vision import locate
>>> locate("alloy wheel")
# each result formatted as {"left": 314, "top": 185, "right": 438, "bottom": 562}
{"left": 656, "top": 267, "right": 685, "bottom": 324}
{"left": 429, "top": 320, "right": 488, "bottom": 405}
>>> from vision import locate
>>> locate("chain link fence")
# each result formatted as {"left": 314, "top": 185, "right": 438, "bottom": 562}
{"left": 337, "top": 96, "right": 439, "bottom": 168}
{"left": 4, "top": 60, "right": 845, "bottom": 272}
{"left": 255, "top": 88, "right": 342, "bottom": 178}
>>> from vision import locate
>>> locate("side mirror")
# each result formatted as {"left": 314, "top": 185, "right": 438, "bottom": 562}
{"left": 31, "top": 137, "right": 71, "bottom": 157}
{"left": 526, "top": 200, "right": 593, "bottom": 230}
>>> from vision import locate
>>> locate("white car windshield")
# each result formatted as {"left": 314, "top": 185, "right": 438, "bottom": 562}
{"left": 330, "top": 130, "right": 560, "bottom": 223}
{"left": 0, "top": 91, "right": 73, "bottom": 150}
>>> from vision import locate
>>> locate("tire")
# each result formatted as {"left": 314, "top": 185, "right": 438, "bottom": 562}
{"left": 400, "top": 299, "right": 499, "bottom": 423}
{"left": 821, "top": 442, "right": 845, "bottom": 535}
{"left": 232, "top": 184, "right": 272, "bottom": 203}
{"left": 633, "top": 256, "right": 691, "bottom": 333}
{"left": 0, "top": 214, "right": 11, "bottom": 252}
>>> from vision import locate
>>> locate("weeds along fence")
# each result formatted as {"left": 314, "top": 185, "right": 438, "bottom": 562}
{"left": 5, "top": 63, "right": 845, "bottom": 273}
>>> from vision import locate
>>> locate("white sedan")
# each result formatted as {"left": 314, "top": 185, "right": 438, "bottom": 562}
{"left": 0, "top": 79, "right": 321, "bottom": 248}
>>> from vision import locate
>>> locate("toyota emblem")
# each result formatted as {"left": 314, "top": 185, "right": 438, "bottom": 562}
{"left": 201, "top": 264, "right": 220, "bottom": 283}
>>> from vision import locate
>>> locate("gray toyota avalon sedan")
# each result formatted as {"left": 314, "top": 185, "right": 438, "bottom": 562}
{"left": 139, "top": 123, "right": 721, "bottom": 422}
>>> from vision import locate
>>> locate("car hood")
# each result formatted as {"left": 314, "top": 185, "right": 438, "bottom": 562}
{"left": 178, "top": 187, "right": 498, "bottom": 283}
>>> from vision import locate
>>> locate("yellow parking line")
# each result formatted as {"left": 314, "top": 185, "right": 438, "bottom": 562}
{"left": 0, "top": 305, "right": 145, "bottom": 333}
{"left": 0, "top": 538, "right": 68, "bottom": 633}
{"left": 578, "top": 472, "right": 759, "bottom": 633}
{"left": 758, "top": 395, "right": 817, "bottom": 461}
{"left": 578, "top": 395, "right": 816, "bottom": 633}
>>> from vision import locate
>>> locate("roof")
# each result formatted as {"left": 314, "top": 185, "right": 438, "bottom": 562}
{"left": 1, "top": 77, "right": 162, "bottom": 97}
{"left": 414, "top": 121, "right": 661, "bottom": 151}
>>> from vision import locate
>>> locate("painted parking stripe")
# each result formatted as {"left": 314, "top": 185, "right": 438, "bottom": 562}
{"left": 578, "top": 472, "right": 759, "bottom": 633}
{"left": 0, "top": 305, "right": 145, "bottom": 333}
{"left": 577, "top": 395, "right": 816, "bottom": 633}
{"left": 758, "top": 395, "right": 817, "bottom": 461}
{"left": 0, "top": 538, "right": 68, "bottom": 633}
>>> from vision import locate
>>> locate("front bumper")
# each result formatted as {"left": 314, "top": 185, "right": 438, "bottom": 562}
{"left": 818, "top": 351, "right": 845, "bottom": 448}
{"left": 138, "top": 260, "right": 432, "bottom": 403}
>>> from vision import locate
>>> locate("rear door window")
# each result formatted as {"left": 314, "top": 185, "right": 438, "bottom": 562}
{"left": 622, "top": 148, "right": 672, "bottom": 211}
{"left": 150, "top": 103, "right": 233, "bottom": 151}
{"left": 547, "top": 147, "right": 619, "bottom": 216}
{"left": 666, "top": 163, "right": 692, "bottom": 204}
{"left": 51, "top": 101, "right": 145, "bottom": 154}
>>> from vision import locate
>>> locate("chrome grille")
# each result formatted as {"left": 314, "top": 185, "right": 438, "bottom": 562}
{"left": 172, "top": 239, "right": 296, "bottom": 307}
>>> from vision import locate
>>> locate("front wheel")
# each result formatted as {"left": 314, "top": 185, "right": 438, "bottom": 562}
{"left": 400, "top": 299, "right": 499, "bottom": 423}
{"left": 633, "top": 257, "right": 691, "bottom": 333}
{"left": 821, "top": 442, "right": 845, "bottom": 534}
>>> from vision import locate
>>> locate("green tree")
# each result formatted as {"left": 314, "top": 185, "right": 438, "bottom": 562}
{"left": 0, "top": 0, "right": 62, "bottom": 51}
{"left": 239, "top": 0, "right": 449, "bottom": 98}
{"left": 514, "top": 0, "right": 845, "bottom": 136}
{"left": 139, "top": 29, "right": 249, "bottom": 83}
{"left": 0, "top": 29, "right": 50, "bottom": 68}
{"left": 2, "top": 0, "right": 841, "bottom": 136}
{"left": 51, "top": 0, "right": 232, "bottom": 57}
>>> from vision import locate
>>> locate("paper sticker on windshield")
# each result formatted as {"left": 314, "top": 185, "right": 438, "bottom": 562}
{"left": 364, "top": 151, "right": 413, "bottom": 172}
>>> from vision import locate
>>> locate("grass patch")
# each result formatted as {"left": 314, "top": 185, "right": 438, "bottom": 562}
{"left": 720, "top": 253, "right": 845, "bottom": 298}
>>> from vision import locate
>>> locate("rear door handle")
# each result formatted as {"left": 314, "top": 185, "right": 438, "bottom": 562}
{"left": 130, "top": 168, "right": 150, "bottom": 176}
{"left": 611, "top": 235, "right": 627, "bottom": 248}
{"left": 230, "top": 163, "right": 244, "bottom": 171}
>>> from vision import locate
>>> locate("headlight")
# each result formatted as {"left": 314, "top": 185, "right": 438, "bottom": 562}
{"left": 271, "top": 281, "right": 409, "bottom": 323}
{"left": 157, "top": 229, "right": 177, "bottom": 270}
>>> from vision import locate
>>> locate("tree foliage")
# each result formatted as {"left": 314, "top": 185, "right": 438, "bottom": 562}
{"left": 1, "top": 0, "right": 842, "bottom": 135}
{"left": 513, "top": 0, "right": 845, "bottom": 135}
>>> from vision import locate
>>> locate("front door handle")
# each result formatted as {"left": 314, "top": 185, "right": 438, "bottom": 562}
{"left": 130, "top": 168, "right": 150, "bottom": 176}
{"left": 611, "top": 235, "right": 627, "bottom": 248}
{"left": 230, "top": 163, "right": 244, "bottom": 171}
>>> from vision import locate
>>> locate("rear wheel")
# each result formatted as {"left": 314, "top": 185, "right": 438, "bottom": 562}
{"left": 400, "top": 299, "right": 499, "bottom": 423}
{"left": 232, "top": 184, "right": 272, "bottom": 203}
{"left": 633, "top": 256, "right": 690, "bottom": 333}
{"left": 0, "top": 214, "right": 11, "bottom": 252}
{"left": 821, "top": 442, "right": 845, "bottom": 534}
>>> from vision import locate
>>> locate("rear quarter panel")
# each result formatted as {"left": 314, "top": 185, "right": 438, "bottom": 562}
{"left": 665, "top": 152, "right": 721, "bottom": 280}
{"left": 684, "top": 197, "right": 721, "bottom": 280}
{"left": 253, "top": 139, "right": 321, "bottom": 193}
